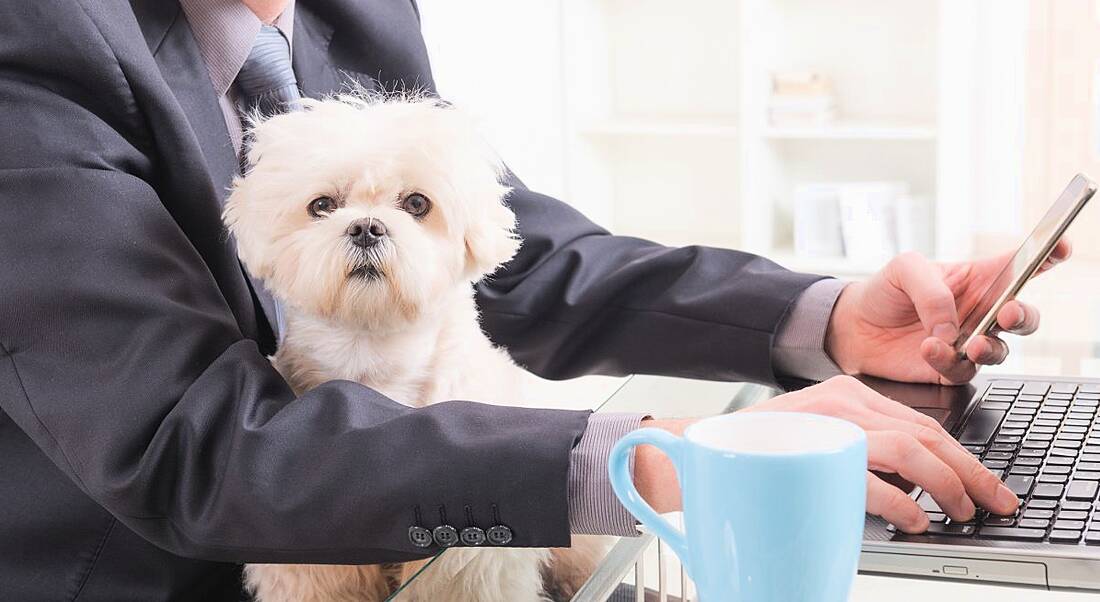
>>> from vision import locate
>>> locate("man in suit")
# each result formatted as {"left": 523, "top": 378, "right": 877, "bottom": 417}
{"left": 0, "top": 0, "right": 1055, "bottom": 599}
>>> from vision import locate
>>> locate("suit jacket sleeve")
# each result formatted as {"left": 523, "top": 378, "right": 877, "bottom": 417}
{"left": 478, "top": 176, "right": 827, "bottom": 386}
{"left": 0, "top": 2, "right": 588, "bottom": 564}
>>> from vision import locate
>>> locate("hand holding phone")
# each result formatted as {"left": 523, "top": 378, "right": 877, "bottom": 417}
{"left": 954, "top": 174, "right": 1095, "bottom": 358}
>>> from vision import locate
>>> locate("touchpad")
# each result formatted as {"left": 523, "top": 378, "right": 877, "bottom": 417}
{"left": 857, "top": 375, "right": 977, "bottom": 434}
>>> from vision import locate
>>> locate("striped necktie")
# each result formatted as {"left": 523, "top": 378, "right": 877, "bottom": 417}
{"left": 236, "top": 25, "right": 301, "bottom": 116}
{"left": 234, "top": 25, "right": 299, "bottom": 343}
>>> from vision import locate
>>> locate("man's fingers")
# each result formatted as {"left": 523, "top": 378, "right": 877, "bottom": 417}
{"left": 965, "top": 335, "right": 1009, "bottom": 365}
{"left": 995, "top": 301, "right": 1039, "bottom": 336}
{"left": 867, "top": 414, "right": 1019, "bottom": 516}
{"left": 920, "top": 337, "right": 978, "bottom": 384}
{"left": 1036, "top": 238, "right": 1072, "bottom": 275}
{"left": 854, "top": 385, "right": 970, "bottom": 456}
{"left": 889, "top": 253, "right": 959, "bottom": 342}
{"left": 866, "top": 431, "right": 975, "bottom": 521}
{"left": 866, "top": 471, "right": 928, "bottom": 534}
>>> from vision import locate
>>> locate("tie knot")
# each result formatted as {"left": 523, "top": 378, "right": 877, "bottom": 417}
{"left": 236, "top": 25, "right": 301, "bottom": 115}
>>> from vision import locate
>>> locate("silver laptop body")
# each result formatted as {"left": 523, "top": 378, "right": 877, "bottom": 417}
{"left": 859, "top": 374, "right": 1100, "bottom": 591}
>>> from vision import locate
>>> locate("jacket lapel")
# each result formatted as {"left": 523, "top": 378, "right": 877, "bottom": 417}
{"left": 130, "top": 0, "right": 277, "bottom": 352}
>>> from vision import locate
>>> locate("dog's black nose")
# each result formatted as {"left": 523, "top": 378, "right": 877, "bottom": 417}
{"left": 347, "top": 218, "right": 387, "bottom": 248}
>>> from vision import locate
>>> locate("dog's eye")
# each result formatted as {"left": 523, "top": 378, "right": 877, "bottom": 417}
{"left": 400, "top": 193, "right": 432, "bottom": 219}
{"left": 307, "top": 196, "right": 337, "bottom": 218}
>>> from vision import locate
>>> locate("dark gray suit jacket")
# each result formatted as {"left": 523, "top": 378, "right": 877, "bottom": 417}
{"left": 0, "top": 0, "right": 823, "bottom": 599}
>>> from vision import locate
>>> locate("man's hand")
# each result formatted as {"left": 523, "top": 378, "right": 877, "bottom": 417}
{"left": 826, "top": 242, "right": 1072, "bottom": 384}
{"left": 633, "top": 376, "right": 1019, "bottom": 533}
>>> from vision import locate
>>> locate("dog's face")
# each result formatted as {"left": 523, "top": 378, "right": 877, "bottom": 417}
{"left": 223, "top": 97, "right": 519, "bottom": 329}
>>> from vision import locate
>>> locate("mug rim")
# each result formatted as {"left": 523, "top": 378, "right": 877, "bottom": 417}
{"left": 683, "top": 411, "right": 866, "bottom": 457}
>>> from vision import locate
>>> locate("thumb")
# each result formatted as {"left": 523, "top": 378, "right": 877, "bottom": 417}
{"left": 886, "top": 252, "right": 959, "bottom": 343}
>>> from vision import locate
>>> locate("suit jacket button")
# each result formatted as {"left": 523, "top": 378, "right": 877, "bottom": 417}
{"left": 486, "top": 525, "right": 513, "bottom": 545}
{"left": 460, "top": 526, "right": 486, "bottom": 546}
{"left": 408, "top": 526, "right": 433, "bottom": 548}
{"left": 433, "top": 524, "right": 460, "bottom": 547}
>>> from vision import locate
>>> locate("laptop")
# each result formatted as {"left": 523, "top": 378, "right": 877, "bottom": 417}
{"left": 859, "top": 373, "right": 1100, "bottom": 591}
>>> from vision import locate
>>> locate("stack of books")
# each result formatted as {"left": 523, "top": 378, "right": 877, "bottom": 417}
{"left": 769, "top": 72, "right": 836, "bottom": 127}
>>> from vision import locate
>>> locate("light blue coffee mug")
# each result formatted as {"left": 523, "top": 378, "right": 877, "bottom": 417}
{"left": 608, "top": 411, "right": 867, "bottom": 602}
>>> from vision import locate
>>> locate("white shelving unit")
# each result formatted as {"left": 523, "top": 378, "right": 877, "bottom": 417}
{"left": 561, "top": 0, "right": 992, "bottom": 276}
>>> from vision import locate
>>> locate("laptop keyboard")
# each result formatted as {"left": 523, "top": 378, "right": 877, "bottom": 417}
{"left": 898, "top": 379, "right": 1100, "bottom": 545}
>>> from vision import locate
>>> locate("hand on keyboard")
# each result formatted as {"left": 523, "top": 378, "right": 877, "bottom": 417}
{"left": 745, "top": 375, "right": 1020, "bottom": 533}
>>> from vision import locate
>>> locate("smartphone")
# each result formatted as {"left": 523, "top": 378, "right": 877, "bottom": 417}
{"left": 955, "top": 173, "right": 1097, "bottom": 358}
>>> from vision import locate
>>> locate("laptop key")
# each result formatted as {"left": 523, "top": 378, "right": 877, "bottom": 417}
{"left": 982, "top": 459, "right": 1009, "bottom": 470}
{"left": 1086, "top": 533, "right": 1100, "bottom": 544}
{"left": 1022, "top": 382, "right": 1051, "bottom": 396}
{"left": 1018, "top": 448, "right": 1046, "bottom": 458}
{"left": 1044, "top": 464, "right": 1073, "bottom": 475}
{"left": 1050, "top": 448, "right": 1079, "bottom": 458}
{"left": 984, "top": 516, "right": 1016, "bottom": 527}
{"left": 1017, "top": 518, "right": 1049, "bottom": 529}
{"left": 1027, "top": 499, "right": 1058, "bottom": 510}
{"left": 1067, "top": 480, "right": 1100, "bottom": 501}
{"left": 916, "top": 491, "right": 942, "bottom": 513}
{"left": 1023, "top": 509, "right": 1054, "bottom": 519}
{"left": 1079, "top": 462, "right": 1100, "bottom": 471}
{"left": 1050, "top": 530, "right": 1083, "bottom": 543}
{"left": 993, "top": 380, "right": 1025, "bottom": 390}
{"left": 1056, "top": 510, "right": 1089, "bottom": 521}
{"left": 986, "top": 451, "right": 1015, "bottom": 461}
{"left": 1014, "top": 457, "right": 1043, "bottom": 466}
{"left": 1047, "top": 456, "right": 1075, "bottom": 465}
{"left": 982, "top": 401, "right": 1011, "bottom": 411}
{"left": 1004, "top": 475, "right": 1035, "bottom": 498}
{"left": 927, "top": 512, "right": 946, "bottom": 523}
{"left": 979, "top": 526, "right": 1045, "bottom": 541}
{"left": 1052, "top": 383, "right": 1078, "bottom": 394}
{"left": 1039, "top": 474, "right": 1069, "bottom": 484}
{"left": 964, "top": 445, "right": 986, "bottom": 454}
{"left": 959, "top": 410, "right": 1007, "bottom": 446}
{"left": 1009, "top": 466, "right": 1038, "bottom": 476}
{"left": 1063, "top": 501, "right": 1093, "bottom": 511}
{"left": 924, "top": 523, "right": 975, "bottom": 536}
{"left": 1054, "top": 520, "right": 1087, "bottom": 530}
{"left": 990, "top": 443, "right": 1018, "bottom": 452}
{"left": 1033, "top": 484, "right": 1065, "bottom": 498}
{"left": 1075, "top": 472, "right": 1100, "bottom": 481}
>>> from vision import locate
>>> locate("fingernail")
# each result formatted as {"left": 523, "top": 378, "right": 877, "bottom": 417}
{"left": 932, "top": 323, "right": 958, "bottom": 344}
{"left": 959, "top": 495, "right": 976, "bottom": 520}
{"left": 1012, "top": 306, "right": 1026, "bottom": 329}
{"left": 997, "top": 485, "right": 1019, "bottom": 510}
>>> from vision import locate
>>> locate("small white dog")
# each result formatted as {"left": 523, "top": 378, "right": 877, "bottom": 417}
{"left": 223, "top": 95, "right": 603, "bottom": 602}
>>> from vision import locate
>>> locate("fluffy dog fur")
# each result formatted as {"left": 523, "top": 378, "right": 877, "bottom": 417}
{"left": 223, "top": 95, "right": 604, "bottom": 602}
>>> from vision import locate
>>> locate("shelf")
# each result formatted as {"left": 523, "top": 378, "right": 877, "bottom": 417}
{"left": 763, "top": 122, "right": 937, "bottom": 141}
{"left": 578, "top": 119, "right": 738, "bottom": 138}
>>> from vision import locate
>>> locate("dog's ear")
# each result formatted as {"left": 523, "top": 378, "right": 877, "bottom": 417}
{"left": 222, "top": 183, "right": 275, "bottom": 280}
{"left": 464, "top": 189, "right": 521, "bottom": 280}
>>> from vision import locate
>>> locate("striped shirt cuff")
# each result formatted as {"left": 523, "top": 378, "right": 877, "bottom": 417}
{"left": 568, "top": 413, "right": 647, "bottom": 536}
{"left": 772, "top": 278, "right": 847, "bottom": 382}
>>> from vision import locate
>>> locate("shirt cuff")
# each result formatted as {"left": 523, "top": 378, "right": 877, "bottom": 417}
{"left": 568, "top": 413, "right": 647, "bottom": 536}
{"left": 772, "top": 278, "right": 847, "bottom": 382}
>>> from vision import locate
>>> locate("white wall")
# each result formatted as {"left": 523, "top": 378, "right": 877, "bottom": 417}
{"left": 416, "top": 0, "right": 569, "bottom": 201}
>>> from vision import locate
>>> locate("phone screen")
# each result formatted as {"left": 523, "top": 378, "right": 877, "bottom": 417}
{"left": 956, "top": 174, "right": 1094, "bottom": 351}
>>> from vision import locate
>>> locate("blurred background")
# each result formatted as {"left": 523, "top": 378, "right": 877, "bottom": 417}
{"left": 416, "top": 0, "right": 1100, "bottom": 379}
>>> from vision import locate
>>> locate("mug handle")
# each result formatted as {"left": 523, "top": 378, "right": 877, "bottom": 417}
{"left": 608, "top": 428, "right": 689, "bottom": 562}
